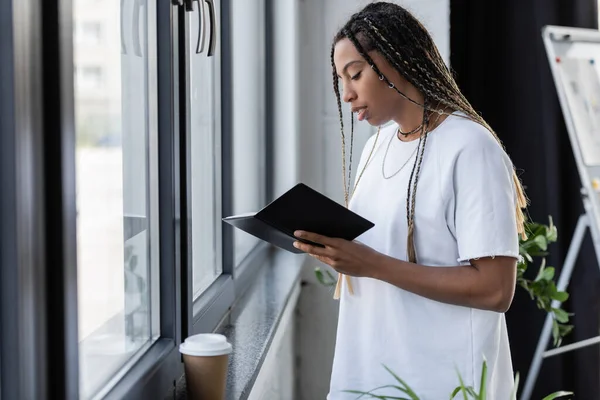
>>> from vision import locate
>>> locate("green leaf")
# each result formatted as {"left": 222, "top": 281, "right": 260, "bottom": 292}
{"left": 454, "top": 369, "right": 469, "bottom": 400}
{"left": 382, "top": 365, "right": 420, "bottom": 400}
{"left": 449, "top": 386, "right": 469, "bottom": 400}
{"left": 343, "top": 390, "right": 390, "bottom": 400}
{"left": 551, "top": 290, "right": 569, "bottom": 302}
{"left": 533, "top": 234, "right": 548, "bottom": 251}
{"left": 521, "top": 251, "right": 533, "bottom": 263}
{"left": 552, "top": 320, "right": 560, "bottom": 346}
{"left": 546, "top": 281, "right": 558, "bottom": 297}
{"left": 537, "top": 296, "right": 550, "bottom": 311}
{"left": 343, "top": 388, "right": 411, "bottom": 400}
{"left": 542, "top": 267, "right": 555, "bottom": 281}
{"left": 518, "top": 280, "right": 530, "bottom": 292}
{"left": 314, "top": 267, "right": 336, "bottom": 287}
{"left": 511, "top": 372, "right": 520, "bottom": 400}
{"left": 525, "top": 224, "right": 546, "bottom": 240}
{"left": 552, "top": 308, "right": 570, "bottom": 324}
{"left": 450, "top": 387, "right": 462, "bottom": 399}
{"left": 546, "top": 216, "right": 558, "bottom": 242}
{"left": 559, "top": 324, "right": 574, "bottom": 338}
{"left": 534, "top": 259, "right": 547, "bottom": 282}
{"left": 541, "top": 390, "right": 573, "bottom": 400}
{"left": 478, "top": 359, "right": 487, "bottom": 400}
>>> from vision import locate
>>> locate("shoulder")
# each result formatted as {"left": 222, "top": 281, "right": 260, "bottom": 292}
{"left": 431, "top": 113, "right": 510, "bottom": 168}
{"left": 432, "top": 113, "right": 501, "bottom": 152}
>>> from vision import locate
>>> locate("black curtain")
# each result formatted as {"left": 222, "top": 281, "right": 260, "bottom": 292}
{"left": 450, "top": 0, "right": 600, "bottom": 398}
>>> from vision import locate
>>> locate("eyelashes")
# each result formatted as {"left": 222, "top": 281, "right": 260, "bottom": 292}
{"left": 335, "top": 71, "right": 362, "bottom": 81}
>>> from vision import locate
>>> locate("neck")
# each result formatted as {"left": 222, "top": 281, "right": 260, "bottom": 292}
{"left": 391, "top": 89, "right": 425, "bottom": 142}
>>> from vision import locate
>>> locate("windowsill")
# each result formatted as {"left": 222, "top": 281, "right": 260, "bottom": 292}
{"left": 171, "top": 247, "right": 305, "bottom": 400}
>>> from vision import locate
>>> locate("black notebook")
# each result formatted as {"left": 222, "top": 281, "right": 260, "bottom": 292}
{"left": 222, "top": 183, "right": 375, "bottom": 254}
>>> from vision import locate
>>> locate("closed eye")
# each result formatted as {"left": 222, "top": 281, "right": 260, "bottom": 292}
{"left": 351, "top": 71, "right": 362, "bottom": 80}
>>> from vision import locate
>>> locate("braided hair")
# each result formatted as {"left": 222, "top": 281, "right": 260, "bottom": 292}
{"left": 331, "top": 2, "right": 528, "bottom": 263}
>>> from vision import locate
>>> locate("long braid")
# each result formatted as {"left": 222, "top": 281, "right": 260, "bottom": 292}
{"left": 332, "top": 2, "right": 528, "bottom": 265}
{"left": 405, "top": 101, "right": 428, "bottom": 262}
{"left": 331, "top": 45, "right": 350, "bottom": 207}
{"left": 346, "top": 23, "right": 458, "bottom": 119}
{"left": 362, "top": 18, "right": 459, "bottom": 108}
{"left": 344, "top": 28, "right": 355, "bottom": 200}
{"left": 332, "top": 41, "right": 359, "bottom": 297}
{"left": 350, "top": 98, "right": 354, "bottom": 194}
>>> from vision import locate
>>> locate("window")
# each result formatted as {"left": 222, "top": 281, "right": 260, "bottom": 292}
{"left": 76, "top": 66, "right": 103, "bottom": 89}
{"left": 76, "top": 22, "right": 102, "bottom": 45}
{"left": 74, "top": 0, "right": 160, "bottom": 397}
{"left": 231, "top": 0, "right": 267, "bottom": 266}
{"left": 188, "top": 0, "right": 224, "bottom": 297}
{"left": 1, "top": 0, "right": 275, "bottom": 397}
{"left": 189, "top": 0, "right": 268, "bottom": 299}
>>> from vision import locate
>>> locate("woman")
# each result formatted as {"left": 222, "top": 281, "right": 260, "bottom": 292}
{"left": 292, "top": 2, "right": 528, "bottom": 399}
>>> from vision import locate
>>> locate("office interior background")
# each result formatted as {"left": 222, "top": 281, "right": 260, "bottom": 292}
{"left": 1, "top": 0, "right": 600, "bottom": 399}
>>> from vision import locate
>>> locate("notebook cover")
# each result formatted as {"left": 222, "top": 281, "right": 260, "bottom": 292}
{"left": 223, "top": 183, "right": 374, "bottom": 253}
{"left": 222, "top": 213, "right": 305, "bottom": 254}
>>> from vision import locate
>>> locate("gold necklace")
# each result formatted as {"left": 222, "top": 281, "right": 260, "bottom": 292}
{"left": 382, "top": 109, "right": 446, "bottom": 179}
{"left": 336, "top": 126, "right": 381, "bottom": 299}
{"left": 381, "top": 128, "right": 420, "bottom": 180}
{"left": 342, "top": 126, "right": 381, "bottom": 207}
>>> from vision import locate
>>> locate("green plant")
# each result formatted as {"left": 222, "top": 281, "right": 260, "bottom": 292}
{"left": 314, "top": 266, "right": 337, "bottom": 287}
{"left": 518, "top": 217, "right": 573, "bottom": 347}
{"left": 344, "top": 361, "right": 573, "bottom": 400}
{"left": 314, "top": 216, "right": 573, "bottom": 347}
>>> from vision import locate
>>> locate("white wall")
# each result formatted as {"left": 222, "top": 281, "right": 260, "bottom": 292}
{"left": 295, "top": 1, "right": 450, "bottom": 399}
{"left": 247, "top": 284, "right": 299, "bottom": 400}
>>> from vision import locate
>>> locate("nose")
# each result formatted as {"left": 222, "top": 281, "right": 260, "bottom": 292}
{"left": 341, "top": 82, "right": 356, "bottom": 103}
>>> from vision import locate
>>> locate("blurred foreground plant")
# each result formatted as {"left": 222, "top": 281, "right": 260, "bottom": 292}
{"left": 344, "top": 360, "right": 573, "bottom": 400}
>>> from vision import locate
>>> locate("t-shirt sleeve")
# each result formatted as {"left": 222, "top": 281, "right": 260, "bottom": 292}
{"left": 449, "top": 133, "right": 520, "bottom": 263}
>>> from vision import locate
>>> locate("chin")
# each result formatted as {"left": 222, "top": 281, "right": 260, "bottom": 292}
{"left": 366, "top": 117, "right": 387, "bottom": 127}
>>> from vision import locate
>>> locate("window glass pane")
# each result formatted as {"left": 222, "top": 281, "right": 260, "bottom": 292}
{"left": 231, "top": 0, "right": 266, "bottom": 266}
{"left": 190, "top": 3, "right": 223, "bottom": 298}
{"left": 74, "top": 0, "right": 160, "bottom": 397}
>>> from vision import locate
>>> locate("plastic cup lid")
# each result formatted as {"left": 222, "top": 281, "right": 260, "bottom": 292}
{"left": 185, "top": 333, "right": 226, "bottom": 344}
{"left": 179, "top": 333, "right": 232, "bottom": 357}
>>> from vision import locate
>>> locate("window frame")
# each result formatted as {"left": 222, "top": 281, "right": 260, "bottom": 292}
{"left": 1, "top": 0, "right": 56, "bottom": 398}
{"left": 187, "top": 0, "right": 273, "bottom": 337}
{"left": 99, "top": 1, "right": 186, "bottom": 398}
{"left": 0, "top": 0, "right": 276, "bottom": 398}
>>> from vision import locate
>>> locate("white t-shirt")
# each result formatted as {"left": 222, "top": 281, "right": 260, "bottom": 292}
{"left": 328, "top": 112, "right": 519, "bottom": 400}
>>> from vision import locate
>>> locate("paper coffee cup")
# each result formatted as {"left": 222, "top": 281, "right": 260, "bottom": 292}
{"left": 180, "top": 334, "right": 232, "bottom": 400}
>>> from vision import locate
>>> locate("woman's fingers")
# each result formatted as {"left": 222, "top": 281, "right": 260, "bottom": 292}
{"left": 294, "top": 230, "right": 336, "bottom": 247}
{"left": 293, "top": 240, "right": 332, "bottom": 257}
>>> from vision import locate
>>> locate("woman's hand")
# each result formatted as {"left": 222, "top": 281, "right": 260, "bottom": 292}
{"left": 293, "top": 230, "right": 385, "bottom": 278}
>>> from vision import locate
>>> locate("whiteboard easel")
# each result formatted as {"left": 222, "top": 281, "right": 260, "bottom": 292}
{"left": 522, "top": 26, "right": 600, "bottom": 400}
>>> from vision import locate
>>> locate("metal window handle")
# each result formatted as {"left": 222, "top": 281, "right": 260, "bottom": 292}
{"left": 120, "top": 0, "right": 127, "bottom": 54}
{"left": 183, "top": 0, "right": 194, "bottom": 11}
{"left": 204, "top": 0, "right": 216, "bottom": 57}
{"left": 195, "top": 0, "right": 206, "bottom": 54}
{"left": 176, "top": 0, "right": 215, "bottom": 57}
{"left": 132, "top": 0, "right": 144, "bottom": 57}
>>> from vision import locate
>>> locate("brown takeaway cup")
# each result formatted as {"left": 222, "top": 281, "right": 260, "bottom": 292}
{"left": 179, "top": 334, "right": 232, "bottom": 400}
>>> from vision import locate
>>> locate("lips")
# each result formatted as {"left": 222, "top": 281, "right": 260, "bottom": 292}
{"left": 351, "top": 106, "right": 368, "bottom": 121}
